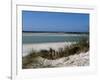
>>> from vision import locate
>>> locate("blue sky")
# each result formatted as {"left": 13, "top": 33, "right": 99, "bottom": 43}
{"left": 22, "top": 11, "right": 89, "bottom": 32}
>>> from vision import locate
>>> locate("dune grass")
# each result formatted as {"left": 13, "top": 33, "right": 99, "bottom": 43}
{"left": 22, "top": 38, "right": 89, "bottom": 68}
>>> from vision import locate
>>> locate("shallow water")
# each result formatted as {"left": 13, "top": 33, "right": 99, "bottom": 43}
{"left": 22, "top": 33, "right": 88, "bottom": 44}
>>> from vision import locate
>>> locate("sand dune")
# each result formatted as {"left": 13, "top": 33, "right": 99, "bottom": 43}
{"left": 24, "top": 51, "right": 89, "bottom": 68}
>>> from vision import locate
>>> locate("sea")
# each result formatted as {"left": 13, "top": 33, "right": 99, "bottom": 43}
{"left": 22, "top": 33, "right": 89, "bottom": 44}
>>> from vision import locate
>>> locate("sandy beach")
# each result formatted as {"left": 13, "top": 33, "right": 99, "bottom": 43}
{"left": 22, "top": 42, "right": 74, "bottom": 57}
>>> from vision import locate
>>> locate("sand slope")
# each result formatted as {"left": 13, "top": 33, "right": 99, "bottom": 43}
{"left": 24, "top": 51, "right": 89, "bottom": 68}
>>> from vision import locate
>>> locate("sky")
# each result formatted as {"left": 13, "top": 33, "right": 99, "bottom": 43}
{"left": 22, "top": 11, "right": 89, "bottom": 32}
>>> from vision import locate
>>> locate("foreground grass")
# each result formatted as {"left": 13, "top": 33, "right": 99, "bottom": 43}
{"left": 22, "top": 38, "right": 89, "bottom": 68}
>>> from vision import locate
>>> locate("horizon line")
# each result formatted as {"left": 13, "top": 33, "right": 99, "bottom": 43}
{"left": 22, "top": 31, "right": 89, "bottom": 33}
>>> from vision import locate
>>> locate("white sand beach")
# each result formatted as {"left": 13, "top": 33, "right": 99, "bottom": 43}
{"left": 22, "top": 42, "right": 74, "bottom": 57}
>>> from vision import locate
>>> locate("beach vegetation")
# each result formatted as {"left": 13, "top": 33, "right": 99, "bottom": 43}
{"left": 22, "top": 38, "right": 89, "bottom": 68}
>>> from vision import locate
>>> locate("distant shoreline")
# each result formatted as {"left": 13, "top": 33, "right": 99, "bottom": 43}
{"left": 22, "top": 31, "right": 89, "bottom": 34}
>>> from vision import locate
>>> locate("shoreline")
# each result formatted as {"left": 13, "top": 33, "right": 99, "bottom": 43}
{"left": 22, "top": 42, "right": 74, "bottom": 57}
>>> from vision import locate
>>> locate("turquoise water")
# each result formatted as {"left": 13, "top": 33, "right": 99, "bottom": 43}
{"left": 22, "top": 33, "right": 88, "bottom": 44}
